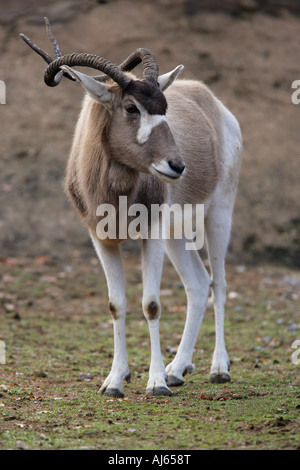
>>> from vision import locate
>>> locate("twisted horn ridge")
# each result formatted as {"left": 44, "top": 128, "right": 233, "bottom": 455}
{"left": 93, "top": 49, "right": 159, "bottom": 84}
{"left": 44, "top": 17, "right": 62, "bottom": 60}
{"left": 19, "top": 17, "right": 76, "bottom": 83}
{"left": 44, "top": 53, "right": 132, "bottom": 88}
{"left": 120, "top": 48, "right": 159, "bottom": 81}
{"left": 20, "top": 18, "right": 159, "bottom": 88}
{"left": 19, "top": 32, "right": 53, "bottom": 65}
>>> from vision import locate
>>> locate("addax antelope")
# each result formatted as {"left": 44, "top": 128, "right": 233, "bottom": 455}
{"left": 20, "top": 18, "right": 242, "bottom": 397}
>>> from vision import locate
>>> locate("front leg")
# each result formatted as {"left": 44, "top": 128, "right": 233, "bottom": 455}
{"left": 142, "top": 238, "right": 172, "bottom": 397}
{"left": 91, "top": 235, "right": 130, "bottom": 398}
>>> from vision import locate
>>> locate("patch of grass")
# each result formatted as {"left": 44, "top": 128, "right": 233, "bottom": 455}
{"left": 0, "top": 255, "right": 299, "bottom": 450}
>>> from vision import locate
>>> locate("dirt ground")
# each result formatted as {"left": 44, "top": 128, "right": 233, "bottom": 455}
{"left": 0, "top": 252, "right": 299, "bottom": 449}
{"left": 0, "top": 0, "right": 299, "bottom": 266}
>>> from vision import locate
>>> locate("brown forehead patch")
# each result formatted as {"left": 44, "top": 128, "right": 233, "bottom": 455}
{"left": 124, "top": 78, "right": 167, "bottom": 115}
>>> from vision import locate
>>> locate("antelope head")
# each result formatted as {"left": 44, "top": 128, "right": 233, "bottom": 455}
{"left": 20, "top": 18, "right": 185, "bottom": 182}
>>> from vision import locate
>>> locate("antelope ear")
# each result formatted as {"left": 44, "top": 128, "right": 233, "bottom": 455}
{"left": 60, "top": 65, "right": 114, "bottom": 108}
{"left": 158, "top": 65, "right": 184, "bottom": 91}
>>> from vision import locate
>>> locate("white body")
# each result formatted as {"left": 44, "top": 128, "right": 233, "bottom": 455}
{"left": 63, "top": 65, "right": 242, "bottom": 397}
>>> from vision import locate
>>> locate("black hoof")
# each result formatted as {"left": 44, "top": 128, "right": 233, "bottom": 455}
{"left": 167, "top": 375, "right": 184, "bottom": 387}
{"left": 100, "top": 387, "right": 125, "bottom": 398}
{"left": 209, "top": 372, "right": 231, "bottom": 384}
{"left": 146, "top": 386, "right": 173, "bottom": 397}
{"left": 125, "top": 372, "right": 131, "bottom": 383}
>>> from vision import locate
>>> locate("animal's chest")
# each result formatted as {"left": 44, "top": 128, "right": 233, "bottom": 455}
{"left": 95, "top": 175, "right": 166, "bottom": 244}
{"left": 132, "top": 175, "right": 166, "bottom": 210}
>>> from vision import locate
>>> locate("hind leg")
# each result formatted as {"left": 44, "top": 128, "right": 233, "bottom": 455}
{"left": 205, "top": 206, "right": 233, "bottom": 383}
{"left": 165, "top": 237, "right": 211, "bottom": 386}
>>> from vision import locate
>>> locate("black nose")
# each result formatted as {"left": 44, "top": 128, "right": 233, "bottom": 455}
{"left": 168, "top": 161, "right": 185, "bottom": 175}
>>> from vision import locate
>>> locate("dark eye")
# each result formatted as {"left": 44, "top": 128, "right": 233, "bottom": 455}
{"left": 125, "top": 104, "right": 140, "bottom": 115}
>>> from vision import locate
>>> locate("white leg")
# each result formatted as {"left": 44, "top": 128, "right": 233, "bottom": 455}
{"left": 141, "top": 238, "right": 172, "bottom": 396}
{"left": 91, "top": 235, "right": 130, "bottom": 397}
{"left": 205, "top": 206, "right": 232, "bottom": 383}
{"left": 165, "top": 237, "right": 211, "bottom": 386}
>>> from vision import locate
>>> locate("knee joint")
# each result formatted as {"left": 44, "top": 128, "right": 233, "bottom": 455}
{"left": 143, "top": 298, "right": 160, "bottom": 321}
{"left": 108, "top": 300, "right": 125, "bottom": 320}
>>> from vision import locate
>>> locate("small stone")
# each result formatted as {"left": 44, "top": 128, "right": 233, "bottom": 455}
{"left": 235, "top": 265, "right": 246, "bottom": 273}
{"left": 80, "top": 373, "right": 94, "bottom": 381}
{"left": 4, "top": 303, "right": 15, "bottom": 312}
{"left": 235, "top": 306, "right": 244, "bottom": 313}
{"left": 287, "top": 323, "right": 299, "bottom": 332}
{"left": 166, "top": 346, "right": 177, "bottom": 355}
{"left": 228, "top": 291, "right": 239, "bottom": 299}
{"left": 15, "top": 440, "right": 29, "bottom": 450}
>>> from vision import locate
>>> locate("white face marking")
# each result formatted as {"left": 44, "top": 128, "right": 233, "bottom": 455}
{"left": 131, "top": 98, "right": 166, "bottom": 144}
{"left": 137, "top": 113, "right": 166, "bottom": 144}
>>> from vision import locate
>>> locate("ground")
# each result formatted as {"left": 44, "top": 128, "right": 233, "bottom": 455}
{"left": 0, "top": 0, "right": 299, "bottom": 451}
{"left": 0, "top": 252, "right": 299, "bottom": 450}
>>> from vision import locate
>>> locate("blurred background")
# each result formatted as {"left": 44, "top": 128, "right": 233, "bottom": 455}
{"left": 0, "top": 0, "right": 299, "bottom": 267}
